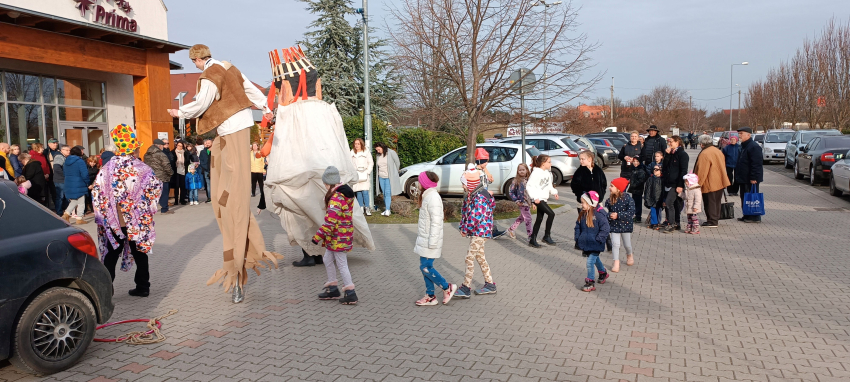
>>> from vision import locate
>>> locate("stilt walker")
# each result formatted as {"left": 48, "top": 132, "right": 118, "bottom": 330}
{"left": 168, "top": 44, "right": 283, "bottom": 303}
{"left": 261, "top": 46, "right": 375, "bottom": 258}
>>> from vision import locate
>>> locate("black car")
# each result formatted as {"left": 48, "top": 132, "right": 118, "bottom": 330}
{"left": 794, "top": 136, "right": 850, "bottom": 186}
{"left": 0, "top": 180, "right": 114, "bottom": 375}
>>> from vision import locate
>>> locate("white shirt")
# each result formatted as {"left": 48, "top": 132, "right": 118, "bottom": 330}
{"left": 178, "top": 59, "right": 271, "bottom": 136}
{"left": 526, "top": 167, "right": 558, "bottom": 201}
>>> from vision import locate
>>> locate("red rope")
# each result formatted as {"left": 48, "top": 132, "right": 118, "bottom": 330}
{"left": 93, "top": 319, "right": 162, "bottom": 342}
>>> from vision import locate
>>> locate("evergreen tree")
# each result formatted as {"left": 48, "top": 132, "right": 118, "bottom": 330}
{"left": 298, "top": 0, "right": 360, "bottom": 117}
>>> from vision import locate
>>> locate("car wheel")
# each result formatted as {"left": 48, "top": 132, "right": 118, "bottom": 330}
{"left": 11, "top": 287, "right": 97, "bottom": 376}
{"left": 810, "top": 166, "right": 818, "bottom": 186}
{"left": 503, "top": 178, "right": 514, "bottom": 196}
{"left": 405, "top": 179, "right": 421, "bottom": 201}
{"left": 551, "top": 168, "right": 563, "bottom": 185}
{"left": 794, "top": 162, "right": 804, "bottom": 179}
{"left": 784, "top": 156, "right": 792, "bottom": 169}
{"left": 597, "top": 154, "right": 606, "bottom": 168}
{"left": 829, "top": 175, "right": 843, "bottom": 196}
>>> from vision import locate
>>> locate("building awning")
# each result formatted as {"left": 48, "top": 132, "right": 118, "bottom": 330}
{"left": 0, "top": 4, "right": 188, "bottom": 54}
{"left": 169, "top": 60, "right": 183, "bottom": 70}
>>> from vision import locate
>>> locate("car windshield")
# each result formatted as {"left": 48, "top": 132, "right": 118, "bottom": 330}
{"left": 713, "top": 132, "right": 723, "bottom": 138}
{"left": 765, "top": 132, "right": 793, "bottom": 143}
{"left": 824, "top": 137, "right": 850, "bottom": 149}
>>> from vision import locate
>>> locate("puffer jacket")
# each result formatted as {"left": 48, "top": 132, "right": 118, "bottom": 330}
{"left": 574, "top": 207, "right": 610, "bottom": 253}
{"left": 63, "top": 155, "right": 90, "bottom": 199}
{"left": 628, "top": 163, "right": 649, "bottom": 194}
{"left": 414, "top": 187, "right": 444, "bottom": 259}
{"left": 313, "top": 184, "right": 355, "bottom": 252}
{"left": 643, "top": 175, "right": 663, "bottom": 208}
{"left": 351, "top": 150, "right": 373, "bottom": 192}
{"left": 680, "top": 184, "right": 703, "bottom": 214}
{"left": 144, "top": 145, "right": 174, "bottom": 183}
{"left": 604, "top": 193, "right": 635, "bottom": 233}
{"left": 722, "top": 143, "right": 740, "bottom": 168}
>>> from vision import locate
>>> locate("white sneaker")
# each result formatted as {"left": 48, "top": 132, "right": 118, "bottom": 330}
{"left": 365, "top": 207, "right": 372, "bottom": 216}
{"left": 385, "top": 211, "right": 392, "bottom": 216}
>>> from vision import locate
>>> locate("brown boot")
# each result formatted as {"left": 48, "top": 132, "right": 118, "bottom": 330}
{"left": 62, "top": 213, "right": 71, "bottom": 223}
{"left": 76, "top": 219, "right": 86, "bottom": 225}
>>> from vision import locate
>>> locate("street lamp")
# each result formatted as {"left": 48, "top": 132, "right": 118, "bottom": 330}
{"left": 355, "top": 2, "right": 373, "bottom": 211}
{"left": 729, "top": 62, "right": 748, "bottom": 131}
{"left": 174, "top": 91, "right": 188, "bottom": 138}
{"left": 532, "top": 0, "right": 561, "bottom": 121}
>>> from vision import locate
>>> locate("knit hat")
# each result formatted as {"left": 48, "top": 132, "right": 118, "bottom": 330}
{"left": 683, "top": 173, "right": 699, "bottom": 187}
{"left": 322, "top": 166, "right": 340, "bottom": 185}
{"left": 110, "top": 124, "right": 141, "bottom": 156}
{"left": 611, "top": 177, "right": 630, "bottom": 193}
{"left": 581, "top": 191, "right": 600, "bottom": 208}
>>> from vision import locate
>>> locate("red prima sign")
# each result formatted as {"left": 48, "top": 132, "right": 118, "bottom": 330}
{"left": 74, "top": 0, "right": 138, "bottom": 33}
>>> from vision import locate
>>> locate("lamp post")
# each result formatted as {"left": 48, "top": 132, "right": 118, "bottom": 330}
{"left": 532, "top": 0, "right": 561, "bottom": 122}
{"left": 174, "top": 91, "right": 188, "bottom": 138}
{"left": 356, "top": 2, "right": 373, "bottom": 210}
{"left": 729, "top": 62, "right": 748, "bottom": 131}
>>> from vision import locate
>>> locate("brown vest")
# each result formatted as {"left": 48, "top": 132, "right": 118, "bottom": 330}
{"left": 195, "top": 62, "right": 255, "bottom": 135}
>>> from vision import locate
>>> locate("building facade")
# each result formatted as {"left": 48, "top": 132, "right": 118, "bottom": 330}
{"left": 0, "top": 0, "right": 186, "bottom": 156}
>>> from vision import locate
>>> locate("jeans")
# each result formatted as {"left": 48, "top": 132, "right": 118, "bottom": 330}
{"left": 159, "top": 182, "right": 170, "bottom": 212}
{"left": 324, "top": 250, "right": 354, "bottom": 289}
{"left": 739, "top": 182, "right": 762, "bottom": 222}
{"left": 203, "top": 170, "right": 211, "bottom": 201}
{"left": 378, "top": 177, "right": 391, "bottom": 211}
{"left": 630, "top": 191, "right": 643, "bottom": 220}
{"left": 609, "top": 232, "right": 632, "bottom": 261}
{"left": 65, "top": 196, "right": 85, "bottom": 217}
{"left": 103, "top": 227, "right": 150, "bottom": 290}
{"left": 420, "top": 257, "right": 449, "bottom": 296}
{"left": 664, "top": 187, "right": 683, "bottom": 226}
{"left": 649, "top": 207, "right": 661, "bottom": 225}
{"left": 586, "top": 253, "right": 606, "bottom": 280}
{"left": 355, "top": 190, "right": 369, "bottom": 209}
{"left": 531, "top": 201, "right": 555, "bottom": 239}
{"left": 189, "top": 189, "right": 198, "bottom": 203}
{"left": 53, "top": 182, "right": 66, "bottom": 215}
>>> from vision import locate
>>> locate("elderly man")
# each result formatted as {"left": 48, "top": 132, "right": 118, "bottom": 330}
{"left": 168, "top": 44, "right": 282, "bottom": 303}
{"left": 693, "top": 135, "right": 731, "bottom": 227}
{"left": 722, "top": 136, "right": 741, "bottom": 196}
{"left": 734, "top": 127, "right": 764, "bottom": 223}
{"left": 144, "top": 139, "right": 174, "bottom": 214}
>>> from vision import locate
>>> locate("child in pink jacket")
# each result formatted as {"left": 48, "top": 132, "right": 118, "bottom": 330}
{"left": 680, "top": 173, "right": 702, "bottom": 234}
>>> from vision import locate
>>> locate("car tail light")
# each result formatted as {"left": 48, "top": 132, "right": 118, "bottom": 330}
{"left": 68, "top": 232, "right": 98, "bottom": 258}
{"left": 604, "top": 141, "right": 611, "bottom": 146}
{"left": 821, "top": 153, "right": 835, "bottom": 162}
{"left": 563, "top": 150, "right": 578, "bottom": 157}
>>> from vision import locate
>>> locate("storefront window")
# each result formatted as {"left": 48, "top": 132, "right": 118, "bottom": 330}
{"left": 0, "top": 103, "right": 6, "bottom": 144}
{"left": 57, "top": 79, "right": 105, "bottom": 108}
{"left": 5, "top": 72, "right": 40, "bottom": 103}
{"left": 8, "top": 103, "right": 42, "bottom": 148}
{"left": 45, "top": 106, "right": 57, "bottom": 141}
{"left": 58, "top": 107, "right": 106, "bottom": 123}
{"left": 42, "top": 77, "right": 55, "bottom": 104}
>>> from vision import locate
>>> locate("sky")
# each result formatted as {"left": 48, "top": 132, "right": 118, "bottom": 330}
{"left": 167, "top": 0, "right": 850, "bottom": 113}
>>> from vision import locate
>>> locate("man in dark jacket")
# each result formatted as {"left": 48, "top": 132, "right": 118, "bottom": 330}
{"left": 734, "top": 127, "right": 764, "bottom": 223}
{"left": 640, "top": 125, "right": 667, "bottom": 165}
{"left": 144, "top": 139, "right": 175, "bottom": 214}
{"left": 44, "top": 138, "right": 62, "bottom": 212}
{"left": 52, "top": 145, "right": 70, "bottom": 215}
{"left": 661, "top": 136, "right": 689, "bottom": 232}
{"left": 199, "top": 139, "right": 212, "bottom": 203}
{"left": 618, "top": 131, "right": 642, "bottom": 179}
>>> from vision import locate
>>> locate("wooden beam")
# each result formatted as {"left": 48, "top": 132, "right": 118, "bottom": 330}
{"left": 0, "top": 23, "right": 147, "bottom": 76}
{"left": 81, "top": 28, "right": 115, "bottom": 39}
{"left": 14, "top": 15, "right": 44, "bottom": 27}
{"left": 102, "top": 34, "right": 140, "bottom": 45}
{"left": 134, "top": 50, "right": 173, "bottom": 158}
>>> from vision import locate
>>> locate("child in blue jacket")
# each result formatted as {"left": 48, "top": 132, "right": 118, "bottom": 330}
{"left": 575, "top": 191, "right": 611, "bottom": 292}
{"left": 185, "top": 163, "right": 204, "bottom": 205}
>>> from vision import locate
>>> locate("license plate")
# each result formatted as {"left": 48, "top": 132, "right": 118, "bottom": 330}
{"left": 774, "top": 154, "right": 784, "bottom": 158}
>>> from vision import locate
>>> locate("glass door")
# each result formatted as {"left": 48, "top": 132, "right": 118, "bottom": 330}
{"left": 60, "top": 122, "right": 107, "bottom": 157}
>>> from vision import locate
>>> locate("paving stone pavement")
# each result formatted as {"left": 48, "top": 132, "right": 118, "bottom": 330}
{"left": 2, "top": 148, "right": 850, "bottom": 382}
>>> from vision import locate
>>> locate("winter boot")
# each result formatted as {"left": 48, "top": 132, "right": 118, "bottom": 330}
{"left": 581, "top": 278, "right": 596, "bottom": 292}
{"left": 597, "top": 271, "right": 610, "bottom": 284}
{"left": 340, "top": 289, "right": 358, "bottom": 305}
{"left": 542, "top": 235, "right": 556, "bottom": 245}
{"left": 528, "top": 236, "right": 542, "bottom": 248}
{"left": 292, "top": 250, "right": 316, "bottom": 267}
{"left": 319, "top": 285, "right": 341, "bottom": 300}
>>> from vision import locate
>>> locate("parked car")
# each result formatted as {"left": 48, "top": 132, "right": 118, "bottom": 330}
{"left": 784, "top": 129, "right": 844, "bottom": 169}
{"left": 0, "top": 180, "right": 114, "bottom": 376}
{"left": 565, "top": 135, "right": 605, "bottom": 168}
{"left": 712, "top": 132, "right": 724, "bottom": 146}
{"left": 829, "top": 149, "right": 850, "bottom": 196}
{"left": 585, "top": 132, "right": 631, "bottom": 144}
{"left": 585, "top": 138, "right": 620, "bottom": 167}
{"left": 753, "top": 133, "right": 765, "bottom": 147}
{"left": 496, "top": 135, "right": 582, "bottom": 184}
{"left": 717, "top": 131, "right": 739, "bottom": 148}
{"left": 760, "top": 130, "right": 794, "bottom": 164}
{"left": 794, "top": 135, "right": 850, "bottom": 186}
{"left": 398, "top": 143, "right": 540, "bottom": 199}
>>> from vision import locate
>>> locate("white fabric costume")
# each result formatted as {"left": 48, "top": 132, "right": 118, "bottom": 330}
{"left": 265, "top": 99, "right": 375, "bottom": 255}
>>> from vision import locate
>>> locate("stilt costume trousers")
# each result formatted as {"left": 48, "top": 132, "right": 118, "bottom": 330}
{"left": 207, "top": 128, "right": 283, "bottom": 292}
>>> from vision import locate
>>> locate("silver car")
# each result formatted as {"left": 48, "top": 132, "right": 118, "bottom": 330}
{"left": 784, "top": 129, "right": 843, "bottom": 169}
{"left": 495, "top": 134, "right": 582, "bottom": 185}
{"left": 829, "top": 149, "right": 850, "bottom": 197}
{"left": 761, "top": 130, "right": 794, "bottom": 164}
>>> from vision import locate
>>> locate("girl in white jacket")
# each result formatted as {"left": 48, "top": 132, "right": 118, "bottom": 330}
{"left": 350, "top": 138, "right": 374, "bottom": 216}
{"left": 414, "top": 171, "right": 458, "bottom": 306}
{"left": 526, "top": 155, "right": 559, "bottom": 248}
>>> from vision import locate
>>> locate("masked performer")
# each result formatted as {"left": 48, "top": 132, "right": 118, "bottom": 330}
{"left": 168, "top": 44, "right": 283, "bottom": 303}
{"left": 263, "top": 47, "right": 375, "bottom": 261}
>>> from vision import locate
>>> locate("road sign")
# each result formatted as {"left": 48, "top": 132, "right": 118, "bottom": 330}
{"left": 509, "top": 68, "right": 536, "bottom": 95}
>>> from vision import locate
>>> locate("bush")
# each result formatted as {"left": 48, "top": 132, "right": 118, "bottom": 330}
{"left": 343, "top": 114, "right": 397, "bottom": 152}
{"left": 494, "top": 200, "right": 519, "bottom": 214}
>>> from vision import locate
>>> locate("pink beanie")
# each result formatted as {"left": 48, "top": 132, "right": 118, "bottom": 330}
{"left": 581, "top": 191, "right": 600, "bottom": 208}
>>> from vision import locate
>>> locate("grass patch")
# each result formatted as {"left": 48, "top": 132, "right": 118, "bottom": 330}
{"left": 365, "top": 204, "right": 563, "bottom": 225}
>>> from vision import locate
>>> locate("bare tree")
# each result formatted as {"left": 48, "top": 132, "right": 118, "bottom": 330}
{"left": 388, "top": 0, "right": 602, "bottom": 158}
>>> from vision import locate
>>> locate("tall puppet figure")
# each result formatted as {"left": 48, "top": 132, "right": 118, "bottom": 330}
{"left": 168, "top": 44, "right": 283, "bottom": 303}
{"left": 263, "top": 46, "right": 376, "bottom": 258}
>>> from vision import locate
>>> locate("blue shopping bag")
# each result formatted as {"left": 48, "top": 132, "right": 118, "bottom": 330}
{"left": 742, "top": 184, "right": 765, "bottom": 216}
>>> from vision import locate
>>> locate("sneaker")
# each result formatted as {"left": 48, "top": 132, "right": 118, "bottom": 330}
{"left": 340, "top": 289, "right": 358, "bottom": 305}
{"left": 415, "top": 295, "right": 438, "bottom": 306}
{"left": 542, "top": 236, "right": 556, "bottom": 245}
{"left": 662, "top": 225, "right": 675, "bottom": 234}
{"left": 474, "top": 282, "right": 497, "bottom": 295}
{"left": 598, "top": 271, "right": 610, "bottom": 284}
{"left": 455, "top": 284, "right": 472, "bottom": 299}
{"left": 702, "top": 222, "right": 718, "bottom": 228}
{"left": 365, "top": 207, "right": 372, "bottom": 216}
{"left": 508, "top": 230, "right": 516, "bottom": 239}
{"left": 581, "top": 278, "right": 596, "bottom": 292}
{"left": 319, "top": 285, "right": 341, "bottom": 300}
{"left": 492, "top": 229, "right": 507, "bottom": 239}
{"left": 443, "top": 283, "right": 458, "bottom": 304}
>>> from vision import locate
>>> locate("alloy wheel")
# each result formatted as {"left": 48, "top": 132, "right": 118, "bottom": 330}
{"left": 31, "top": 304, "right": 85, "bottom": 361}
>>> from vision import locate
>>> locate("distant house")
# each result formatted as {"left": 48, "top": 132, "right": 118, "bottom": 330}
{"left": 578, "top": 104, "right": 646, "bottom": 119}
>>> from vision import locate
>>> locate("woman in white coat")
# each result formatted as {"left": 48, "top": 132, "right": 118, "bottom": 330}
{"left": 414, "top": 171, "right": 458, "bottom": 306}
{"left": 350, "top": 138, "right": 374, "bottom": 216}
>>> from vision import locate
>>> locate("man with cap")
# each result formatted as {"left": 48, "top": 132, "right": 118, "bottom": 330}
{"left": 640, "top": 125, "right": 667, "bottom": 165}
{"left": 733, "top": 127, "right": 763, "bottom": 223}
{"left": 144, "top": 139, "right": 174, "bottom": 214}
{"left": 168, "top": 44, "right": 282, "bottom": 303}
{"left": 93, "top": 124, "right": 162, "bottom": 297}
